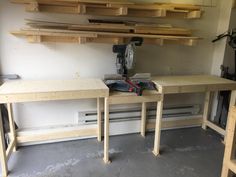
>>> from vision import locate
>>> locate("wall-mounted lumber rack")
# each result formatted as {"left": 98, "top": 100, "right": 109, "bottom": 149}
{"left": 11, "top": 29, "right": 200, "bottom": 46}
{"left": 11, "top": 0, "right": 203, "bottom": 19}
{"left": 11, "top": 19, "right": 200, "bottom": 46}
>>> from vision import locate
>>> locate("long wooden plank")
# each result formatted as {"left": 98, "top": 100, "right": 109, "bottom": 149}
{"left": 12, "top": 29, "right": 98, "bottom": 38}
{"left": 147, "top": 117, "right": 203, "bottom": 130}
{"left": 17, "top": 127, "right": 98, "bottom": 143}
{"left": 12, "top": 28, "right": 200, "bottom": 40}
{"left": 25, "top": 19, "right": 192, "bottom": 36}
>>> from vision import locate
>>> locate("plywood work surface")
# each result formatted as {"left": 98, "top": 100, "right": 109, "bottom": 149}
{"left": 0, "top": 79, "right": 109, "bottom": 103}
{"left": 152, "top": 75, "right": 236, "bottom": 94}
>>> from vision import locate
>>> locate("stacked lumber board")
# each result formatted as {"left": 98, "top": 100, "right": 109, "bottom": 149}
{"left": 25, "top": 19, "right": 192, "bottom": 36}
{"left": 11, "top": 0, "right": 203, "bottom": 19}
{"left": 11, "top": 19, "right": 201, "bottom": 46}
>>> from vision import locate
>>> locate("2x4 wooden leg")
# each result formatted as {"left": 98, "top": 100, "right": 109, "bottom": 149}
{"left": 202, "top": 91, "right": 211, "bottom": 130}
{"left": 103, "top": 98, "right": 110, "bottom": 164}
{"left": 224, "top": 90, "right": 236, "bottom": 143}
{"left": 141, "top": 102, "right": 147, "bottom": 137}
{"left": 7, "top": 103, "right": 17, "bottom": 152}
{"left": 0, "top": 106, "right": 8, "bottom": 177}
{"left": 153, "top": 97, "right": 164, "bottom": 156}
{"left": 97, "top": 98, "right": 102, "bottom": 142}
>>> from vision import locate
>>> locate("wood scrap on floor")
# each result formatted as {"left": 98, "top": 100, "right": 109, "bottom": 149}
{"left": 11, "top": 0, "right": 203, "bottom": 19}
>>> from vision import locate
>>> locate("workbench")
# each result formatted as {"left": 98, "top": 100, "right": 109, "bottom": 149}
{"left": 0, "top": 79, "right": 109, "bottom": 177}
{"left": 103, "top": 90, "right": 163, "bottom": 163}
{"left": 103, "top": 75, "right": 236, "bottom": 163}
{"left": 221, "top": 106, "right": 236, "bottom": 177}
{"left": 151, "top": 75, "right": 236, "bottom": 156}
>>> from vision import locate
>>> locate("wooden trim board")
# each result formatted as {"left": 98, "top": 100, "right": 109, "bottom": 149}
{"left": 108, "top": 91, "right": 162, "bottom": 105}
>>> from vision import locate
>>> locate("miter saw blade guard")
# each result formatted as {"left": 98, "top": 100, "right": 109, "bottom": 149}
{"left": 113, "top": 37, "right": 143, "bottom": 77}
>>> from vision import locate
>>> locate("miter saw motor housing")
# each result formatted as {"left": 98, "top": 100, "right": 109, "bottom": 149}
{"left": 113, "top": 37, "right": 143, "bottom": 77}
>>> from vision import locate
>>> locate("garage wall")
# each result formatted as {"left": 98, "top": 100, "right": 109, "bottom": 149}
{"left": 0, "top": 0, "right": 225, "bottom": 129}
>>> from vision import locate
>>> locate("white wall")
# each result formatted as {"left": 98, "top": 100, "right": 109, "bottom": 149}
{"left": 0, "top": 0, "right": 227, "bottom": 129}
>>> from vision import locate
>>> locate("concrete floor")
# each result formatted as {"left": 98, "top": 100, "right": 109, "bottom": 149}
{"left": 4, "top": 128, "right": 224, "bottom": 177}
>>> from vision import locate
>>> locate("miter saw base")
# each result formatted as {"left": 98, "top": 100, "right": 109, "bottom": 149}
{"left": 104, "top": 73, "right": 156, "bottom": 96}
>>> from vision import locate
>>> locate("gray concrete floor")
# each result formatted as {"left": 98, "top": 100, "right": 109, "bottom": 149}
{"left": 5, "top": 128, "right": 224, "bottom": 177}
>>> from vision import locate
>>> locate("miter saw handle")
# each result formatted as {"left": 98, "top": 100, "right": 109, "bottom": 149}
{"left": 130, "top": 37, "right": 143, "bottom": 46}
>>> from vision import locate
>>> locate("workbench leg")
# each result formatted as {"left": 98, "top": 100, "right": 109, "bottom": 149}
{"left": 202, "top": 91, "right": 211, "bottom": 130}
{"left": 221, "top": 166, "right": 233, "bottom": 177}
{"left": 103, "top": 98, "right": 110, "bottom": 164}
{"left": 221, "top": 107, "right": 236, "bottom": 177}
{"left": 0, "top": 106, "right": 8, "bottom": 177}
{"left": 224, "top": 90, "right": 236, "bottom": 143}
{"left": 141, "top": 102, "right": 147, "bottom": 137}
{"left": 153, "top": 97, "right": 163, "bottom": 157}
{"left": 7, "top": 103, "right": 17, "bottom": 152}
{"left": 97, "top": 98, "right": 102, "bottom": 142}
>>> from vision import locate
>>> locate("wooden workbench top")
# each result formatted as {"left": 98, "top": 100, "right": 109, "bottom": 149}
{"left": 0, "top": 79, "right": 109, "bottom": 103}
{"left": 152, "top": 75, "right": 236, "bottom": 94}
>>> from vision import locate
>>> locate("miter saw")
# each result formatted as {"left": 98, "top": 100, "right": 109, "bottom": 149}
{"left": 104, "top": 37, "right": 156, "bottom": 96}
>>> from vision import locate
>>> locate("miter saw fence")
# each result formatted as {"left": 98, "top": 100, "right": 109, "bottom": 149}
{"left": 105, "top": 37, "right": 156, "bottom": 96}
